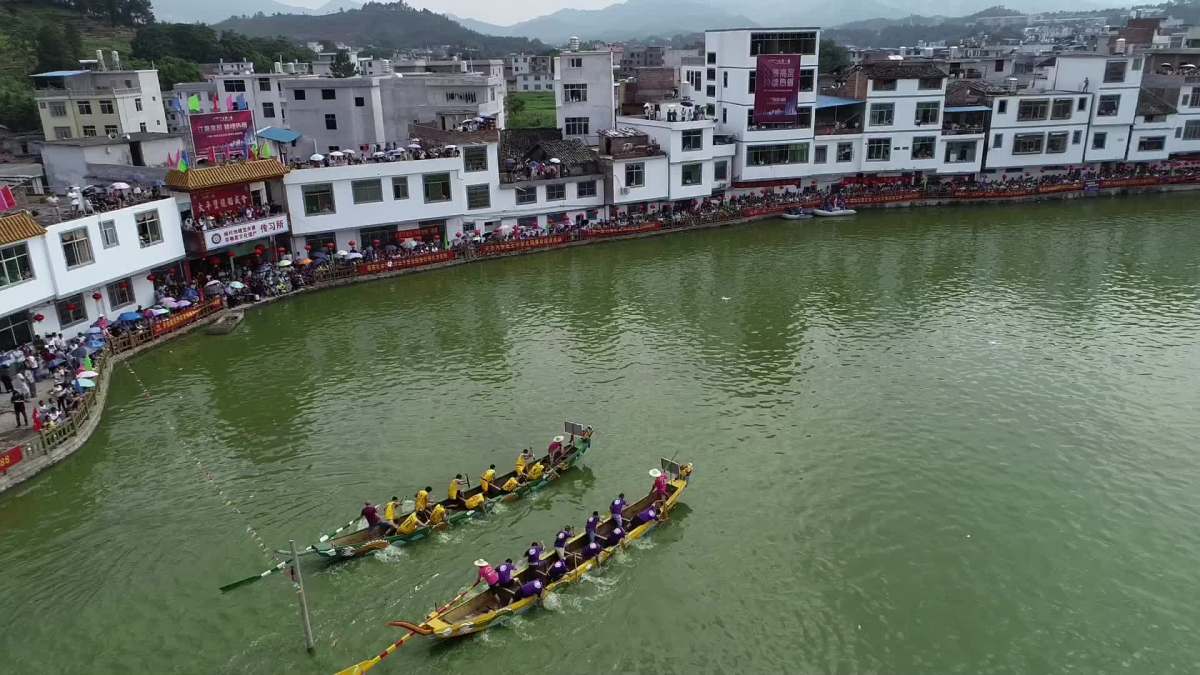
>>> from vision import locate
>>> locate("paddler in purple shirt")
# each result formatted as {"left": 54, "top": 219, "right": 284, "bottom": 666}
{"left": 516, "top": 579, "right": 544, "bottom": 600}
{"left": 547, "top": 558, "right": 569, "bottom": 582}
{"left": 585, "top": 511, "right": 601, "bottom": 544}
{"left": 610, "top": 493, "right": 627, "bottom": 528}
{"left": 632, "top": 506, "right": 658, "bottom": 528}
{"left": 582, "top": 540, "right": 603, "bottom": 561}
{"left": 607, "top": 526, "right": 626, "bottom": 548}
{"left": 526, "top": 540, "right": 544, "bottom": 570}
{"left": 553, "top": 525, "right": 573, "bottom": 560}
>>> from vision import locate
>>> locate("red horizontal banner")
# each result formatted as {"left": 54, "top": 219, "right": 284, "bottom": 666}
{"left": 478, "top": 235, "right": 567, "bottom": 256}
{"left": 1099, "top": 177, "right": 1159, "bottom": 189}
{"left": 0, "top": 445, "right": 23, "bottom": 471}
{"left": 355, "top": 251, "right": 457, "bottom": 276}
{"left": 584, "top": 222, "right": 662, "bottom": 238}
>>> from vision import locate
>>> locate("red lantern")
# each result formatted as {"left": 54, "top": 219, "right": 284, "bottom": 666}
{"left": 66, "top": 303, "right": 77, "bottom": 312}
{"left": 227, "top": 250, "right": 236, "bottom": 258}
{"left": 372, "top": 239, "right": 381, "bottom": 247}
{"left": 254, "top": 245, "right": 265, "bottom": 254}
{"left": 348, "top": 240, "right": 356, "bottom": 248}
{"left": 91, "top": 292, "right": 101, "bottom": 301}
{"left": 208, "top": 256, "right": 220, "bottom": 266}
{"left": 146, "top": 274, "right": 156, "bottom": 282}
{"left": 325, "top": 242, "right": 335, "bottom": 250}
{"left": 120, "top": 281, "right": 128, "bottom": 289}
{"left": 304, "top": 243, "right": 313, "bottom": 252}
{"left": 32, "top": 313, "right": 44, "bottom": 322}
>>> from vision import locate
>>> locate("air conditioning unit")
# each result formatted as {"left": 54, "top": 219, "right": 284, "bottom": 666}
{"left": 620, "top": 187, "right": 630, "bottom": 195}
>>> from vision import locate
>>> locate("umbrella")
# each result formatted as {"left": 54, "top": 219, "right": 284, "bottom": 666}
{"left": 118, "top": 311, "right": 142, "bottom": 322}
{"left": 549, "top": 158, "right": 561, "bottom": 164}
{"left": 336, "top": 250, "right": 348, "bottom": 257}
{"left": 407, "top": 143, "right": 422, "bottom": 148}
{"left": 151, "top": 308, "right": 170, "bottom": 316}
{"left": 329, "top": 150, "right": 344, "bottom": 158}
{"left": 309, "top": 153, "right": 325, "bottom": 162}
{"left": 160, "top": 296, "right": 176, "bottom": 303}
{"left": 161, "top": 299, "right": 180, "bottom": 309}
{"left": 346, "top": 252, "right": 363, "bottom": 260}
{"left": 277, "top": 259, "right": 292, "bottom": 267}
{"left": 85, "top": 327, "right": 102, "bottom": 335}
{"left": 110, "top": 181, "right": 131, "bottom": 190}
{"left": 297, "top": 258, "right": 313, "bottom": 266}
{"left": 75, "top": 378, "right": 97, "bottom": 389}
{"left": 373, "top": 151, "right": 386, "bottom": 158}
{"left": 175, "top": 300, "right": 191, "bottom": 308}
{"left": 402, "top": 238, "right": 419, "bottom": 250}
{"left": 228, "top": 281, "right": 245, "bottom": 290}
{"left": 77, "top": 370, "right": 100, "bottom": 378}
{"left": 444, "top": 144, "right": 457, "bottom": 149}
{"left": 204, "top": 279, "right": 222, "bottom": 287}
{"left": 342, "top": 148, "right": 356, "bottom": 154}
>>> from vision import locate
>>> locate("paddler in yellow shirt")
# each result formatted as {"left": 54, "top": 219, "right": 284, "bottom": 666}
{"left": 396, "top": 509, "right": 427, "bottom": 536}
{"left": 429, "top": 503, "right": 447, "bottom": 526}
{"left": 449, "top": 474, "right": 470, "bottom": 509}
{"left": 481, "top": 464, "right": 499, "bottom": 496}
{"left": 415, "top": 486, "right": 432, "bottom": 517}
{"left": 384, "top": 496, "right": 401, "bottom": 524}
{"left": 515, "top": 448, "right": 536, "bottom": 478}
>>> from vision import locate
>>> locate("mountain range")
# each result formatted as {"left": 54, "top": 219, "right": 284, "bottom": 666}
{"left": 151, "top": 0, "right": 362, "bottom": 24}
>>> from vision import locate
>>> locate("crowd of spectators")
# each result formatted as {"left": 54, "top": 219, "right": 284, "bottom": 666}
{"left": 292, "top": 142, "right": 462, "bottom": 169}
{"left": 3, "top": 331, "right": 104, "bottom": 433}
{"left": 183, "top": 204, "right": 279, "bottom": 231}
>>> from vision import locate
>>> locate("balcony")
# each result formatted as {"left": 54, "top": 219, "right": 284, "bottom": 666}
{"left": 713, "top": 134, "right": 736, "bottom": 145}
{"left": 815, "top": 124, "right": 862, "bottom": 136}
{"left": 500, "top": 163, "right": 600, "bottom": 186}
{"left": 942, "top": 124, "right": 987, "bottom": 136}
{"left": 183, "top": 212, "right": 290, "bottom": 255}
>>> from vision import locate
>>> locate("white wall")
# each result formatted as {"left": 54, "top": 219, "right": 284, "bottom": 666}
{"left": 610, "top": 156, "right": 670, "bottom": 204}
{"left": 986, "top": 94, "right": 1091, "bottom": 169}
{"left": 555, "top": 51, "right": 615, "bottom": 146}
{"left": 0, "top": 236, "right": 56, "bottom": 318}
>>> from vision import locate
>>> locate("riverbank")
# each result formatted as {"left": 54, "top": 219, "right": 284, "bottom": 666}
{"left": 1, "top": 178, "right": 1197, "bottom": 496}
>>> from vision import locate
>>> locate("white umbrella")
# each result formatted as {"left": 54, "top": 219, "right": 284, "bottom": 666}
{"left": 77, "top": 370, "right": 100, "bottom": 378}
{"left": 277, "top": 259, "right": 292, "bottom": 267}
{"left": 372, "top": 151, "right": 386, "bottom": 157}
{"left": 342, "top": 148, "right": 356, "bottom": 154}
{"left": 309, "top": 153, "right": 325, "bottom": 162}
{"left": 549, "top": 158, "right": 561, "bottom": 164}
{"left": 497, "top": 223, "right": 515, "bottom": 233}
{"left": 151, "top": 307, "right": 170, "bottom": 316}
{"left": 204, "top": 279, "right": 222, "bottom": 287}
{"left": 228, "top": 281, "right": 245, "bottom": 290}
{"left": 110, "top": 181, "right": 131, "bottom": 190}
{"left": 444, "top": 144, "right": 457, "bottom": 149}
{"left": 328, "top": 150, "right": 345, "bottom": 158}
{"left": 346, "top": 251, "right": 363, "bottom": 260}
{"left": 336, "top": 249, "right": 348, "bottom": 257}
{"left": 401, "top": 238, "right": 419, "bottom": 250}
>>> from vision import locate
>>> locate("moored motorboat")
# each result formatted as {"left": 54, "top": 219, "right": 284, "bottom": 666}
{"left": 205, "top": 311, "right": 244, "bottom": 335}
{"left": 781, "top": 209, "right": 812, "bottom": 220}
{"left": 812, "top": 208, "right": 858, "bottom": 217}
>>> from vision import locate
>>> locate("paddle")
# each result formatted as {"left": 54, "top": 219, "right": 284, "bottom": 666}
{"left": 317, "top": 515, "right": 365, "bottom": 544}
{"left": 219, "top": 559, "right": 290, "bottom": 593}
{"left": 335, "top": 579, "right": 480, "bottom": 675}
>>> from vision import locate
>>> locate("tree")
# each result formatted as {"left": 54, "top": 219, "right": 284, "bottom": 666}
{"left": 155, "top": 56, "right": 202, "bottom": 90}
{"left": 63, "top": 24, "right": 84, "bottom": 67}
{"left": 34, "top": 24, "right": 73, "bottom": 73}
{"left": 506, "top": 93, "right": 525, "bottom": 117}
{"left": 0, "top": 77, "right": 39, "bottom": 132}
{"left": 330, "top": 49, "right": 357, "bottom": 78}
{"left": 819, "top": 39, "right": 850, "bottom": 73}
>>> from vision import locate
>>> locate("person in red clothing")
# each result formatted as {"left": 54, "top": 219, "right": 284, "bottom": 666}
{"left": 31, "top": 407, "right": 41, "bottom": 432}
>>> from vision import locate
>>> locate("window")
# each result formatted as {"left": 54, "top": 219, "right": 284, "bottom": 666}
{"left": 869, "top": 103, "right": 894, "bottom": 127}
{"left": 873, "top": 79, "right": 897, "bottom": 91}
{"left": 723, "top": 71, "right": 728, "bottom": 88}
{"left": 134, "top": 210, "right": 163, "bottom": 247}
{"left": 814, "top": 145, "right": 828, "bottom": 163}
{"left": 1017, "top": 99, "right": 1049, "bottom": 121}
{"left": 82, "top": 125, "right": 97, "bottom": 137}
{"left": 1184, "top": 120, "right": 1200, "bottom": 140}
{"left": 714, "top": 160, "right": 728, "bottom": 181}
{"left": 577, "top": 180, "right": 596, "bottom": 197}
{"left": 1103, "top": 60, "right": 1126, "bottom": 83}
{"left": 258, "top": 78, "right": 271, "bottom": 91}
{"left": 706, "top": 68, "right": 716, "bottom": 81}
{"left": 517, "top": 216, "right": 539, "bottom": 229}
{"left": 49, "top": 102, "right": 66, "bottom": 117}
{"left": 866, "top": 138, "right": 891, "bottom": 162}
{"left": 391, "top": 176, "right": 409, "bottom": 200}
{"left": 749, "top": 31, "right": 818, "bottom": 56}
{"left": 324, "top": 113, "right": 337, "bottom": 130}
{"left": 993, "top": 133, "right": 1003, "bottom": 149}
{"left": 1092, "top": 132, "right": 1107, "bottom": 150}
{"left": 321, "top": 88, "right": 335, "bottom": 100}
{"left": 423, "top": 173, "right": 451, "bottom": 203}
{"left": 747, "top": 143, "right": 809, "bottom": 165}
{"left": 355, "top": 96, "right": 364, "bottom": 107}
{"left": 569, "top": 57, "right": 582, "bottom": 68}
{"left": 944, "top": 140, "right": 976, "bottom": 163}
{"left": 60, "top": 228, "right": 93, "bottom": 268}
{"left": 139, "top": 122, "right": 146, "bottom": 132}
{"left": 56, "top": 294, "right": 86, "bottom": 328}
{"left": 54, "top": 127, "right": 71, "bottom": 139}
{"left": 77, "top": 101, "right": 92, "bottom": 115}
{"left": 99, "top": 219, "right": 119, "bottom": 248}
{"left": 799, "top": 69, "right": 815, "bottom": 92}
{"left": 994, "top": 59, "right": 1005, "bottom": 73}
{"left": 706, "top": 52, "right": 716, "bottom": 64}
{"left": 466, "top": 184, "right": 490, "bottom": 209}
{"left": 1137, "top": 136, "right": 1166, "bottom": 152}
{"left": 1072, "top": 130, "right": 1083, "bottom": 145}
{"left": 681, "top": 163, "right": 702, "bottom": 186}
{"left": 1097, "top": 95, "right": 1120, "bottom": 117}
{"left": 134, "top": 98, "right": 142, "bottom": 111}
{"left": 564, "top": 117, "right": 589, "bottom": 137}
{"left": 107, "top": 278, "right": 134, "bottom": 308}
{"left": 836, "top": 142, "right": 853, "bottom": 162}
{"left": 563, "top": 84, "right": 587, "bottom": 103}
{"left": 0, "top": 312, "right": 31, "bottom": 350}
{"left": 262, "top": 102, "right": 275, "bottom": 119}
{"left": 686, "top": 70, "right": 702, "bottom": 92}
{"left": 294, "top": 89, "right": 307, "bottom": 100}
{"left": 997, "top": 100, "right": 1008, "bottom": 114}
{"left": 918, "top": 77, "right": 942, "bottom": 90}
{"left": 706, "top": 85, "right": 715, "bottom": 97}
{"left": 915, "top": 102, "right": 940, "bottom": 126}
{"left": 682, "top": 129, "right": 703, "bottom": 151}
{"left": 0, "top": 243, "right": 32, "bottom": 288}
{"left": 351, "top": 179, "right": 383, "bottom": 204}
{"left": 99, "top": 100, "right": 115, "bottom": 115}
{"left": 748, "top": 71, "right": 756, "bottom": 94}
{"left": 1046, "top": 131, "right": 1068, "bottom": 154}
{"left": 104, "top": 124, "right": 117, "bottom": 135}
{"left": 625, "top": 162, "right": 645, "bottom": 187}
{"left": 302, "top": 183, "right": 336, "bottom": 215}
{"left": 911, "top": 136, "right": 936, "bottom": 160}
{"left": 516, "top": 186, "right": 537, "bottom": 204}
{"left": 1132, "top": 56, "right": 1143, "bottom": 71}
{"left": 463, "top": 146, "right": 488, "bottom": 172}
{"left": 1013, "top": 133, "right": 1045, "bottom": 154}
{"left": 1051, "top": 98, "right": 1073, "bottom": 120}
{"left": 545, "top": 183, "right": 566, "bottom": 201}
{"left": 1075, "top": 97, "right": 1087, "bottom": 112}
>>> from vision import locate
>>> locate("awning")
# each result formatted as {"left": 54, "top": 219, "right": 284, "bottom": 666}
{"left": 256, "top": 127, "right": 302, "bottom": 144}
{"left": 31, "top": 70, "right": 89, "bottom": 78}
{"left": 816, "top": 95, "right": 863, "bottom": 109}
{"left": 944, "top": 105, "right": 991, "bottom": 113}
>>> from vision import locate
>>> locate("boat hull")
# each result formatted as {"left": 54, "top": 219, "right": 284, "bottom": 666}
{"left": 813, "top": 209, "right": 857, "bottom": 217}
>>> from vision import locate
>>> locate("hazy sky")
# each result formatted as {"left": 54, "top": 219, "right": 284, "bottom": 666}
{"left": 280, "top": 0, "right": 616, "bottom": 24}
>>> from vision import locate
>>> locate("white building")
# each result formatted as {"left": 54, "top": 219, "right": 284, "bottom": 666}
{"left": 0, "top": 198, "right": 187, "bottom": 344}
{"left": 617, "top": 113, "right": 735, "bottom": 202}
{"left": 1041, "top": 54, "right": 1145, "bottom": 162}
{"left": 555, "top": 50, "right": 616, "bottom": 146}
{"left": 32, "top": 60, "right": 168, "bottom": 141}
{"left": 597, "top": 128, "right": 671, "bottom": 211}
{"left": 508, "top": 54, "right": 554, "bottom": 92}
{"left": 984, "top": 90, "right": 1093, "bottom": 169}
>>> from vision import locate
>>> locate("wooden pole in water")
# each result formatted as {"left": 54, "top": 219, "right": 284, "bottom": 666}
{"left": 289, "top": 539, "right": 316, "bottom": 655}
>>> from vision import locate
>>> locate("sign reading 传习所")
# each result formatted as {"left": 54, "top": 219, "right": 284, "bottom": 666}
{"left": 753, "top": 54, "right": 802, "bottom": 125}
{"left": 204, "top": 215, "right": 290, "bottom": 252}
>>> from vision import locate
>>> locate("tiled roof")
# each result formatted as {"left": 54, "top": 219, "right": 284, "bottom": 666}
{"left": 1137, "top": 87, "right": 1177, "bottom": 117}
{"left": 861, "top": 61, "right": 948, "bottom": 80}
{"left": 166, "top": 159, "right": 289, "bottom": 191}
{"left": 500, "top": 128, "right": 562, "bottom": 163}
{"left": 535, "top": 139, "right": 597, "bottom": 168}
{"left": 0, "top": 211, "right": 46, "bottom": 246}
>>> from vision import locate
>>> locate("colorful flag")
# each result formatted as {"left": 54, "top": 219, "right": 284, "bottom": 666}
{"left": 187, "top": 94, "right": 201, "bottom": 113}
{"left": 177, "top": 150, "right": 189, "bottom": 173}
{"left": 0, "top": 185, "right": 15, "bottom": 211}
{"left": 259, "top": 142, "right": 271, "bottom": 159}
{"left": 211, "top": 93, "right": 221, "bottom": 112}
{"left": 208, "top": 145, "right": 217, "bottom": 165}
{"left": 235, "top": 93, "right": 248, "bottom": 111}
{"left": 227, "top": 95, "right": 236, "bottom": 112}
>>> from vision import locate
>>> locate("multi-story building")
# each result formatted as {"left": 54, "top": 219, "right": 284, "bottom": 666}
{"left": 555, "top": 50, "right": 616, "bottom": 146}
{"left": 618, "top": 110, "right": 735, "bottom": 203}
{"left": 984, "top": 87, "right": 1093, "bottom": 169}
{"left": 32, "top": 57, "right": 168, "bottom": 141}
{"left": 597, "top": 128, "right": 670, "bottom": 213}
{"left": 281, "top": 72, "right": 505, "bottom": 154}
{"left": 1042, "top": 53, "right": 1145, "bottom": 162}
{"left": 507, "top": 54, "right": 555, "bottom": 92}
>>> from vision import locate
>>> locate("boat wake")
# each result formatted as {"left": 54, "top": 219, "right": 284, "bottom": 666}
{"left": 372, "top": 545, "right": 408, "bottom": 563}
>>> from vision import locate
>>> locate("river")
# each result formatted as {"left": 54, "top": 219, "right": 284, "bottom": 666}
{"left": 2, "top": 194, "right": 1200, "bottom": 674}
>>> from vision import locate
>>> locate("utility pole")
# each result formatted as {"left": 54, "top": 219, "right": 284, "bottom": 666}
{"left": 289, "top": 540, "right": 316, "bottom": 655}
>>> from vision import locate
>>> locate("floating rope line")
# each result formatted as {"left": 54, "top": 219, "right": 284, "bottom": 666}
{"left": 120, "top": 359, "right": 282, "bottom": 568}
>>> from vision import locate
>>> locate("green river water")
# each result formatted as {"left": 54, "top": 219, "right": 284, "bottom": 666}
{"left": 2, "top": 194, "right": 1200, "bottom": 674}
